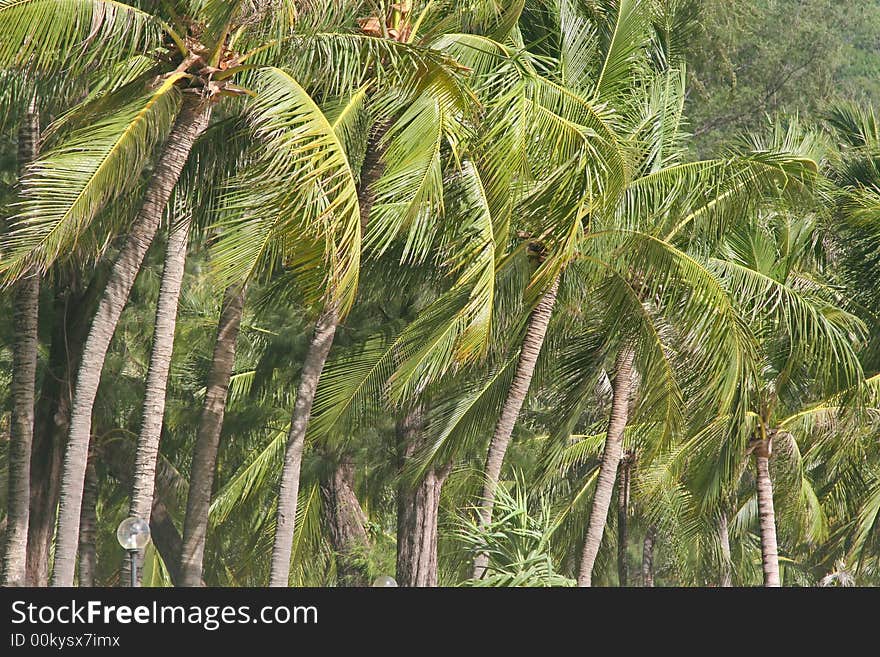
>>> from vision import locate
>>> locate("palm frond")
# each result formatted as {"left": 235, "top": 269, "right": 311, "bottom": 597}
{"left": 1, "top": 74, "right": 183, "bottom": 280}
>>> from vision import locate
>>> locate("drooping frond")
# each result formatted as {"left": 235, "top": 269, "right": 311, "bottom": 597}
{"left": 0, "top": 0, "right": 163, "bottom": 72}
{"left": 1, "top": 74, "right": 183, "bottom": 281}
{"left": 707, "top": 257, "right": 864, "bottom": 390}
{"left": 210, "top": 66, "right": 361, "bottom": 314}
{"left": 593, "top": 0, "right": 652, "bottom": 98}
{"left": 209, "top": 425, "right": 287, "bottom": 525}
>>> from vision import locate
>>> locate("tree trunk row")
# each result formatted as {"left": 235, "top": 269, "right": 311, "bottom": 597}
{"left": 52, "top": 98, "right": 213, "bottom": 586}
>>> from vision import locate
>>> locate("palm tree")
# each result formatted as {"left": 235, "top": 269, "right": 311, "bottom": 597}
{"left": 681, "top": 206, "right": 866, "bottom": 585}
{"left": 1, "top": 96, "right": 39, "bottom": 586}
{"left": 449, "top": 0, "right": 820, "bottom": 581}
{"left": 179, "top": 285, "right": 246, "bottom": 586}
{"left": 0, "top": 0, "right": 464, "bottom": 586}
{"left": 264, "top": 4, "right": 483, "bottom": 586}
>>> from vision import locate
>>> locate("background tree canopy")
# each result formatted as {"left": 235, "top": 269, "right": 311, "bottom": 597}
{"left": 688, "top": 0, "right": 880, "bottom": 153}
{"left": 1, "top": 0, "right": 880, "bottom": 589}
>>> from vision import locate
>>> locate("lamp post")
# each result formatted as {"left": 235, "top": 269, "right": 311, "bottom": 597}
{"left": 371, "top": 575, "right": 398, "bottom": 587}
{"left": 117, "top": 517, "right": 151, "bottom": 587}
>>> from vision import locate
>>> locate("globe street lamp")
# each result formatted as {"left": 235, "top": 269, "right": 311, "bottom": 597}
{"left": 371, "top": 575, "right": 398, "bottom": 587}
{"left": 117, "top": 517, "right": 151, "bottom": 587}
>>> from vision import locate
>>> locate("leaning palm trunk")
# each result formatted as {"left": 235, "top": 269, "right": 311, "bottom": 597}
{"left": 577, "top": 346, "right": 636, "bottom": 587}
{"left": 617, "top": 454, "right": 632, "bottom": 586}
{"left": 77, "top": 449, "right": 98, "bottom": 587}
{"left": 2, "top": 105, "right": 40, "bottom": 587}
{"left": 179, "top": 285, "right": 246, "bottom": 586}
{"left": 321, "top": 459, "right": 370, "bottom": 586}
{"left": 473, "top": 275, "right": 560, "bottom": 579}
{"left": 396, "top": 402, "right": 451, "bottom": 587}
{"left": 753, "top": 438, "right": 780, "bottom": 587}
{"left": 27, "top": 273, "right": 91, "bottom": 585}
{"left": 268, "top": 306, "right": 339, "bottom": 586}
{"left": 126, "top": 214, "right": 192, "bottom": 584}
{"left": 51, "top": 99, "right": 212, "bottom": 586}
{"left": 268, "top": 123, "right": 386, "bottom": 587}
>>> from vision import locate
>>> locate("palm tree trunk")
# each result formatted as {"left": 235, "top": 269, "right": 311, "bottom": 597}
{"left": 267, "top": 121, "right": 386, "bottom": 587}
{"left": 51, "top": 99, "right": 212, "bottom": 586}
{"left": 396, "top": 402, "right": 451, "bottom": 587}
{"left": 3, "top": 280, "right": 40, "bottom": 587}
{"left": 179, "top": 285, "right": 246, "bottom": 586}
{"left": 268, "top": 307, "right": 339, "bottom": 586}
{"left": 26, "top": 271, "right": 92, "bottom": 586}
{"left": 719, "top": 511, "right": 732, "bottom": 587}
{"left": 577, "top": 346, "right": 635, "bottom": 587}
{"left": 2, "top": 105, "right": 40, "bottom": 587}
{"left": 126, "top": 215, "right": 192, "bottom": 583}
{"left": 642, "top": 525, "right": 655, "bottom": 587}
{"left": 473, "top": 275, "right": 559, "bottom": 579}
{"left": 321, "top": 459, "right": 370, "bottom": 586}
{"left": 753, "top": 438, "right": 780, "bottom": 587}
{"left": 77, "top": 448, "right": 98, "bottom": 587}
{"left": 617, "top": 454, "right": 631, "bottom": 586}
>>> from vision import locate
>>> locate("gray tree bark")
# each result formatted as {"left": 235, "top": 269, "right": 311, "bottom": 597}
{"left": 473, "top": 276, "right": 559, "bottom": 579}
{"left": 2, "top": 104, "right": 40, "bottom": 586}
{"left": 321, "top": 459, "right": 370, "bottom": 586}
{"left": 126, "top": 214, "right": 192, "bottom": 583}
{"left": 268, "top": 307, "right": 339, "bottom": 586}
{"left": 577, "top": 346, "right": 636, "bottom": 587}
{"left": 642, "top": 525, "right": 655, "bottom": 587}
{"left": 719, "top": 511, "right": 732, "bottom": 587}
{"left": 77, "top": 448, "right": 98, "bottom": 587}
{"left": 396, "top": 402, "right": 451, "bottom": 587}
{"left": 754, "top": 437, "right": 780, "bottom": 587}
{"left": 617, "top": 454, "right": 631, "bottom": 586}
{"left": 179, "top": 285, "right": 246, "bottom": 586}
{"left": 51, "top": 99, "right": 212, "bottom": 586}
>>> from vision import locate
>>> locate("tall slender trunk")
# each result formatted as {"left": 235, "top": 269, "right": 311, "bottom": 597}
{"left": 26, "top": 271, "right": 92, "bottom": 586}
{"left": 267, "top": 121, "right": 385, "bottom": 587}
{"left": 126, "top": 215, "right": 192, "bottom": 584}
{"left": 719, "top": 511, "right": 732, "bottom": 587}
{"left": 179, "top": 285, "right": 246, "bottom": 586}
{"left": 396, "top": 402, "right": 451, "bottom": 587}
{"left": 617, "top": 454, "right": 631, "bottom": 587}
{"left": 4, "top": 279, "right": 40, "bottom": 586}
{"left": 642, "top": 525, "right": 655, "bottom": 587}
{"left": 2, "top": 105, "right": 40, "bottom": 586}
{"left": 268, "top": 307, "right": 339, "bottom": 586}
{"left": 77, "top": 448, "right": 98, "bottom": 587}
{"left": 577, "top": 346, "right": 635, "bottom": 587}
{"left": 473, "top": 275, "right": 559, "bottom": 579}
{"left": 321, "top": 459, "right": 370, "bottom": 586}
{"left": 753, "top": 438, "right": 780, "bottom": 587}
{"left": 51, "top": 99, "right": 212, "bottom": 586}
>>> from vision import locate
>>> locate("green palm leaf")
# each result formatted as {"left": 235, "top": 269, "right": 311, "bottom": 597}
{"left": 1, "top": 73, "right": 183, "bottom": 280}
{"left": 211, "top": 66, "right": 361, "bottom": 315}
{"left": 0, "top": 0, "right": 162, "bottom": 72}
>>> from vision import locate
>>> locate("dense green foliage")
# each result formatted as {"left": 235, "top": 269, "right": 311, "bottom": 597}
{"left": 1, "top": 0, "right": 879, "bottom": 588}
